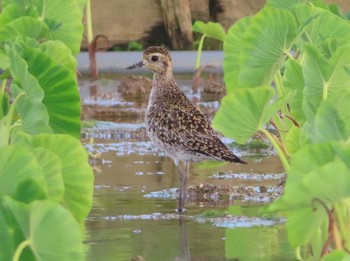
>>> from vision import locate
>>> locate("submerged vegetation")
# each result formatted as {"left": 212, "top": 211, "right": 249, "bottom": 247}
{"left": 192, "top": 0, "right": 350, "bottom": 259}
{"left": 0, "top": 0, "right": 93, "bottom": 260}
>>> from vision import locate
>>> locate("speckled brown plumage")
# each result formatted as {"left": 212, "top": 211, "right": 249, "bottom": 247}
{"left": 127, "top": 46, "right": 246, "bottom": 212}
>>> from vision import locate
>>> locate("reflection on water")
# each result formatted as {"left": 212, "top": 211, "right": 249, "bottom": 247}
{"left": 82, "top": 78, "right": 295, "bottom": 261}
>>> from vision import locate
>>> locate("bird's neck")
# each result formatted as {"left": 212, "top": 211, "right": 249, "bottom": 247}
{"left": 148, "top": 72, "right": 181, "bottom": 104}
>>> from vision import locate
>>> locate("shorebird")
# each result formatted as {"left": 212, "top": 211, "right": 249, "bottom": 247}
{"left": 127, "top": 46, "right": 246, "bottom": 213}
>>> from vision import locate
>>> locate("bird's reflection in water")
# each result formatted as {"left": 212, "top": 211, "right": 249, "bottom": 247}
{"left": 175, "top": 215, "right": 190, "bottom": 261}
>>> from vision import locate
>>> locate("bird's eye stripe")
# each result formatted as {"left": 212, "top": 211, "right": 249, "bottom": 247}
{"left": 151, "top": 55, "right": 158, "bottom": 61}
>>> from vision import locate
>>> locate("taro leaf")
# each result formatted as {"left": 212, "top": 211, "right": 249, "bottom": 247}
{"left": 303, "top": 161, "right": 350, "bottom": 203}
{"left": 269, "top": 143, "right": 335, "bottom": 211}
{"left": 295, "top": 5, "right": 350, "bottom": 50}
{"left": 3, "top": 197, "right": 84, "bottom": 261}
{"left": 32, "top": 134, "right": 94, "bottom": 223}
{"left": 302, "top": 44, "right": 350, "bottom": 122}
{"left": 0, "top": 144, "right": 47, "bottom": 197}
{"left": 0, "top": 197, "right": 30, "bottom": 261}
{"left": 0, "top": 90, "right": 9, "bottom": 119}
{"left": 321, "top": 250, "right": 350, "bottom": 261}
{"left": 285, "top": 126, "right": 302, "bottom": 155}
{"left": 13, "top": 179, "right": 47, "bottom": 204}
{"left": 224, "top": 7, "right": 297, "bottom": 88}
{"left": 310, "top": 101, "right": 347, "bottom": 143}
{"left": 7, "top": 42, "right": 81, "bottom": 138}
{"left": 24, "top": 46, "right": 81, "bottom": 137}
{"left": 0, "top": 4, "right": 39, "bottom": 25}
{"left": 0, "top": 17, "right": 48, "bottom": 41}
{"left": 283, "top": 59, "right": 306, "bottom": 124}
{"left": 39, "top": 0, "right": 85, "bottom": 55}
{"left": 212, "top": 86, "right": 276, "bottom": 144}
{"left": 286, "top": 207, "right": 327, "bottom": 248}
{"left": 6, "top": 46, "right": 53, "bottom": 135}
{"left": 223, "top": 17, "right": 251, "bottom": 93}
{"left": 266, "top": 0, "right": 303, "bottom": 9}
{"left": 39, "top": 41, "right": 77, "bottom": 77}
{"left": 0, "top": 1, "right": 85, "bottom": 55}
{"left": 32, "top": 148, "right": 64, "bottom": 202}
{"left": 192, "top": 21, "right": 226, "bottom": 41}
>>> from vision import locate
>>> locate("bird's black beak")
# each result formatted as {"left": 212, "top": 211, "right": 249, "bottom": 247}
{"left": 126, "top": 61, "right": 144, "bottom": 70}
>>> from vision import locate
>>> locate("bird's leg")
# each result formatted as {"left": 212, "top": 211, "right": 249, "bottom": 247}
{"left": 177, "top": 161, "right": 190, "bottom": 213}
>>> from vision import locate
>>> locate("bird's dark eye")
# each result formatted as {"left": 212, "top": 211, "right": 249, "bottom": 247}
{"left": 151, "top": 55, "right": 159, "bottom": 62}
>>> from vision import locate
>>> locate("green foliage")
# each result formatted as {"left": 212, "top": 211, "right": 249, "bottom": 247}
{"left": 192, "top": 21, "right": 226, "bottom": 69}
{"left": 210, "top": 0, "right": 350, "bottom": 259}
{"left": 0, "top": 1, "right": 93, "bottom": 260}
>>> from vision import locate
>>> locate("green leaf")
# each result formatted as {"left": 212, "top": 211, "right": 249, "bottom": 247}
{"left": 212, "top": 86, "right": 275, "bottom": 144}
{"left": 303, "top": 161, "right": 350, "bottom": 203}
{"left": 224, "top": 7, "right": 297, "bottom": 88}
{"left": 266, "top": 0, "right": 306, "bottom": 9}
{"left": 13, "top": 179, "right": 47, "bottom": 204}
{"left": 7, "top": 42, "right": 81, "bottom": 138}
{"left": 0, "top": 90, "right": 10, "bottom": 119}
{"left": 310, "top": 101, "right": 347, "bottom": 143}
{"left": 192, "top": 21, "right": 226, "bottom": 41}
{"left": 283, "top": 59, "right": 306, "bottom": 124}
{"left": 302, "top": 44, "right": 350, "bottom": 122}
{"left": 285, "top": 126, "right": 302, "bottom": 155}
{"left": 4, "top": 197, "right": 85, "bottom": 261}
{"left": 223, "top": 17, "right": 251, "bottom": 92}
{"left": 32, "top": 134, "right": 94, "bottom": 223}
{"left": 0, "top": 144, "right": 47, "bottom": 197}
{"left": 6, "top": 45, "right": 53, "bottom": 135}
{"left": 0, "top": 16, "right": 48, "bottom": 41}
{"left": 322, "top": 250, "right": 350, "bottom": 261}
{"left": 296, "top": 5, "right": 350, "bottom": 50}
{"left": 24, "top": 46, "right": 81, "bottom": 137}
{"left": 39, "top": 41, "right": 77, "bottom": 76}
{"left": 40, "top": 0, "right": 85, "bottom": 55}
{"left": 270, "top": 143, "right": 336, "bottom": 211}
{"left": 32, "top": 148, "right": 64, "bottom": 202}
{"left": 286, "top": 207, "right": 327, "bottom": 247}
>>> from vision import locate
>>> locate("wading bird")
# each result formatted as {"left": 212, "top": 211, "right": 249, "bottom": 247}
{"left": 127, "top": 46, "right": 246, "bottom": 213}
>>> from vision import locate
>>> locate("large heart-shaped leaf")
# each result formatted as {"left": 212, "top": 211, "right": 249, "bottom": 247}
{"left": 32, "top": 134, "right": 94, "bottom": 223}
{"left": 212, "top": 86, "right": 276, "bottom": 144}
{"left": 7, "top": 42, "right": 81, "bottom": 138}
{"left": 302, "top": 44, "right": 350, "bottom": 121}
{"left": 32, "top": 148, "right": 64, "bottom": 202}
{"left": 295, "top": 5, "right": 350, "bottom": 50}
{"left": 25, "top": 46, "right": 81, "bottom": 137}
{"left": 303, "top": 161, "right": 350, "bottom": 203}
{"left": 283, "top": 59, "right": 305, "bottom": 124}
{"left": 0, "top": 145, "right": 47, "bottom": 197}
{"left": 3, "top": 197, "right": 84, "bottom": 261}
{"left": 224, "top": 7, "right": 297, "bottom": 88}
{"left": 0, "top": 17, "right": 48, "bottom": 41}
{"left": 192, "top": 21, "right": 226, "bottom": 41}
{"left": 1, "top": 1, "right": 85, "bottom": 55}
{"left": 223, "top": 17, "right": 251, "bottom": 92}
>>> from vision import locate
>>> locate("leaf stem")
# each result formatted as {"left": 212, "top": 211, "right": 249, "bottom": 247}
{"left": 274, "top": 72, "right": 285, "bottom": 98}
{"left": 260, "top": 128, "right": 290, "bottom": 172}
{"left": 1, "top": 80, "right": 6, "bottom": 92}
{"left": 40, "top": 0, "right": 46, "bottom": 20}
{"left": 12, "top": 239, "right": 30, "bottom": 261}
{"left": 334, "top": 200, "right": 350, "bottom": 249}
{"left": 195, "top": 34, "right": 206, "bottom": 69}
{"left": 86, "top": 0, "right": 94, "bottom": 44}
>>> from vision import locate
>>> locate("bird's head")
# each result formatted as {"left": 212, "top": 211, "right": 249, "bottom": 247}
{"left": 127, "top": 46, "right": 172, "bottom": 75}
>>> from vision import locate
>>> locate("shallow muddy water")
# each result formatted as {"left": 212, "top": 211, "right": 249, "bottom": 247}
{"left": 81, "top": 77, "right": 295, "bottom": 261}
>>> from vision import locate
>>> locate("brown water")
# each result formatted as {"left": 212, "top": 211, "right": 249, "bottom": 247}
{"left": 81, "top": 77, "right": 295, "bottom": 261}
